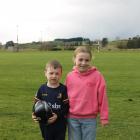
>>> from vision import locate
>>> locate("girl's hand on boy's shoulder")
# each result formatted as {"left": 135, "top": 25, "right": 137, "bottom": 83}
{"left": 32, "top": 112, "right": 41, "bottom": 123}
{"left": 47, "top": 113, "right": 58, "bottom": 124}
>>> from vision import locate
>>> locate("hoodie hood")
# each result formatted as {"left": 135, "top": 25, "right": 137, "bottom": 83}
{"left": 72, "top": 66, "right": 97, "bottom": 76}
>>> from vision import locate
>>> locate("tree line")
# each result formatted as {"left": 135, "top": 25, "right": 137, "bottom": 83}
{"left": 2, "top": 35, "right": 140, "bottom": 51}
{"left": 117, "top": 36, "right": 140, "bottom": 49}
{"left": 127, "top": 36, "right": 140, "bottom": 49}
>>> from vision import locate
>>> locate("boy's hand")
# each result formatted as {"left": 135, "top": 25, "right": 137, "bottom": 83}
{"left": 47, "top": 113, "right": 57, "bottom": 124}
{"left": 32, "top": 112, "right": 41, "bottom": 123}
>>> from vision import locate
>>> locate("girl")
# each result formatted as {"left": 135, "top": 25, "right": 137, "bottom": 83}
{"left": 65, "top": 46, "right": 109, "bottom": 140}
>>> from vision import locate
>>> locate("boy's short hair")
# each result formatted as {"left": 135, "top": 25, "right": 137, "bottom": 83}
{"left": 45, "top": 60, "right": 62, "bottom": 72}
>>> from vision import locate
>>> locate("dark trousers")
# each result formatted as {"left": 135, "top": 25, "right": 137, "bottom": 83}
{"left": 39, "top": 122, "right": 66, "bottom": 140}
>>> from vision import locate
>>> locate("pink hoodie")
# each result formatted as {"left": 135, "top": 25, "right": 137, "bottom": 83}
{"left": 66, "top": 67, "right": 109, "bottom": 125}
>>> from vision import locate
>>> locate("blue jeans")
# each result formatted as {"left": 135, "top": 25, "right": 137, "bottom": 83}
{"left": 68, "top": 118, "right": 97, "bottom": 140}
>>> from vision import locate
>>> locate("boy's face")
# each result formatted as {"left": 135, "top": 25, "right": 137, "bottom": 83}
{"left": 45, "top": 66, "right": 62, "bottom": 85}
{"left": 74, "top": 52, "right": 91, "bottom": 73}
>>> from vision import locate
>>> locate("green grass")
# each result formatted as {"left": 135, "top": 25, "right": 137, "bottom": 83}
{"left": 0, "top": 50, "right": 140, "bottom": 140}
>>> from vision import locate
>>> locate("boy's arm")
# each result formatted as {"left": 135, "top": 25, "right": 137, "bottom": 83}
{"left": 32, "top": 97, "right": 42, "bottom": 122}
{"left": 32, "top": 87, "right": 42, "bottom": 122}
{"left": 32, "top": 112, "right": 41, "bottom": 122}
{"left": 56, "top": 87, "right": 69, "bottom": 118}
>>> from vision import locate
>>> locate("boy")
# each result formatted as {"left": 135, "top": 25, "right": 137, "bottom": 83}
{"left": 32, "top": 60, "right": 69, "bottom": 140}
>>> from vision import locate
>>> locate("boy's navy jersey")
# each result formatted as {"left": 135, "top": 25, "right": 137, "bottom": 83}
{"left": 33, "top": 83, "right": 69, "bottom": 140}
{"left": 34, "top": 83, "right": 69, "bottom": 122}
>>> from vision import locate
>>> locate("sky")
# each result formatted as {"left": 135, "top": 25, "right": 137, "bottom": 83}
{"left": 0, "top": 0, "right": 140, "bottom": 44}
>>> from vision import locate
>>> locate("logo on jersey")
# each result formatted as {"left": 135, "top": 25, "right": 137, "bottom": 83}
{"left": 42, "top": 93, "right": 48, "bottom": 96}
{"left": 57, "top": 93, "right": 62, "bottom": 99}
{"left": 48, "top": 102, "right": 61, "bottom": 109}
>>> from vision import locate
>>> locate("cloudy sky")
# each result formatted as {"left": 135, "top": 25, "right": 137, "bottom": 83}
{"left": 0, "top": 0, "right": 140, "bottom": 44}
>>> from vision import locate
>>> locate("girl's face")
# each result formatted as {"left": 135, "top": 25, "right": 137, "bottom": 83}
{"left": 74, "top": 52, "right": 91, "bottom": 73}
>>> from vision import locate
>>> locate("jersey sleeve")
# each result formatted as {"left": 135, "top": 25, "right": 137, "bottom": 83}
{"left": 56, "top": 86, "right": 69, "bottom": 118}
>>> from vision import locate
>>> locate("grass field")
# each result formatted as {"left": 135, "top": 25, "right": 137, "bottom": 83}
{"left": 0, "top": 50, "right": 140, "bottom": 140}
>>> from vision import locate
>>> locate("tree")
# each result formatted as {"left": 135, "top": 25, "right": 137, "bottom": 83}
{"left": 138, "top": 38, "right": 140, "bottom": 48}
{"left": 0, "top": 42, "right": 2, "bottom": 49}
{"left": 126, "top": 37, "right": 140, "bottom": 49}
{"left": 101, "top": 38, "right": 108, "bottom": 47}
{"left": 5, "top": 41, "right": 14, "bottom": 49}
